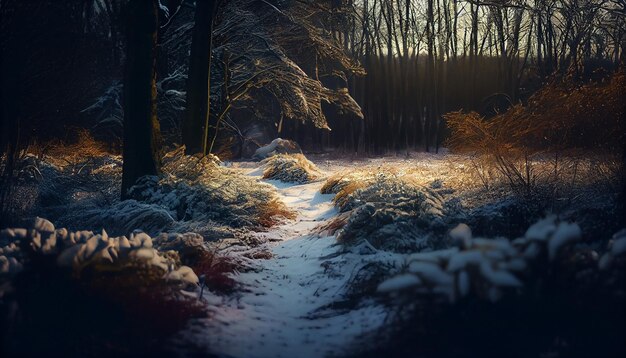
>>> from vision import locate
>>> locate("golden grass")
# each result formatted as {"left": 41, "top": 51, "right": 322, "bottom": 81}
{"left": 262, "top": 153, "right": 322, "bottom": 183}
{"left": 50, "top": 129, "right": 109, "bottom": 157}
{"left": 445, "top": 69, "right": 625, "bottom": 194}
{"left": 256, "top": 198, "right": 296, "bottom": 227}
{"left": 313, "top": 211, "right": 350, "bottom": 236}
{"left": 27, "top": 129, "right": 113, "bottom": 169}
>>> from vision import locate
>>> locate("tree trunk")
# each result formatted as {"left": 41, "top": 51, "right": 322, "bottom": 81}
{"left": 121, "top": 0, "right": 162, "bottom": 200}
{"left": 182, "top": 0, "right": 218, "bottom": 155}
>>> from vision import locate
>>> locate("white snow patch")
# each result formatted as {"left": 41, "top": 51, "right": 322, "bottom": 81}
{"left": 447, "top": 251, "right": 484, "bottom": 272}
{"left": 408, "top": 261, "right": 453, "bottom": 286}
{"left": 611, "top": 237, "right": 626, "bottom": 256}
{"left": 479, "top": 261, "right": 522, "bottom": 287}
{"left": 548, "top": 222, "right": 581, "bottom": 260}
{"left": 525, "top": 216, "right": 557, "bottom": 241}
{"left": 449, "top": 223, "right": 472, "bottom": 248}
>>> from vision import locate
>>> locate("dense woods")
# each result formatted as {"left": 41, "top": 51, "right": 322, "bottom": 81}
{"left": 1, "top": 1, "right": 624, "bottom": 156}
{"left": 308, "top": 0, "right": 626, "bottom": 153}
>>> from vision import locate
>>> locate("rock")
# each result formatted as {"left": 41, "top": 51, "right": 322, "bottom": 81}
{"left": 167, "top": 265, "right": 199, "bottom": 286}
{"left": 32, "top": 217, "right": 55, "bottom": 233}
{"left": 130, "top": 232, "right": 152, "bottom": 248}
{"left": 253, "top": 138, "right": 302, "bottom": 160}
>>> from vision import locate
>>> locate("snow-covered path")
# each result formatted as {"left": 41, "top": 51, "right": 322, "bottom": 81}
{"left": 182, "top": 168, "right": 388, "bottom": 358}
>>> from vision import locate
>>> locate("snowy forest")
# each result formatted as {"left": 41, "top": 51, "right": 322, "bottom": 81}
{"left": 0, "top": 0, "right": 625, "bottom": 357}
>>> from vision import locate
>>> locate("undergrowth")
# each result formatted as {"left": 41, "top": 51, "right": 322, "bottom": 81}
{"left": 262, "top": 153, "right": 323, "bottom": 183}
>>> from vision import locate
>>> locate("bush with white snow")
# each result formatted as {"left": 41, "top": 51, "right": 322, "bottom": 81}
{"left": 262, "top": 153, "right": 322, "bottom": 184}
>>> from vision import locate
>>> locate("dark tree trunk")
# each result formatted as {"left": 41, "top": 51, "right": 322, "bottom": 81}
{"left": 622, "top": 138, "right": 626, "bottom": 225}
{"left": 121, "top": 0, "right": 162, "bottom": 200}
{"left": 182, "top": 0, "right": 218, "bottom": 155}
{"left": 0, "top": 0, "right": 24, "bottom": 227}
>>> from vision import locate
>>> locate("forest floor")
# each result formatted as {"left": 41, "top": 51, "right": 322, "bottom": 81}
{"left": 2, "top": 149, "right": 623, "bottom": 357}
{"left": 178, "top": 158, "right": 395, "bottom": 358}
{"left": 172, "top": 150, "right": 623, "bottom": 357}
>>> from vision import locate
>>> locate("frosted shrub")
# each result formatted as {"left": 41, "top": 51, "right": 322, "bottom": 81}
{"left": 129, "top": 147, "right": 292, "bottom": 233}
{"left": 326, "top": 172, "right": 451, "bottom": 252}
{"left": 262, "top": 153, "right": 322, "bottom": 183}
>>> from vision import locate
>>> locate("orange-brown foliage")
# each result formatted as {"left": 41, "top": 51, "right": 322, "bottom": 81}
{"left": 256, "top": 198, "right": 295, "bottom": 227}
{"left": 192, "top": 250, "right": 240, "bottom": 294}
{"left": 445, "top": 69, "right": 625, "bottom": 193}
{"left": 30, "top": 128, "right": 113, "bottom": 163}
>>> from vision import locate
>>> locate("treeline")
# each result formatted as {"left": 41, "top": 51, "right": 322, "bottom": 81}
{"left": 284, "top": 0, "right": 626, "bottom": 154}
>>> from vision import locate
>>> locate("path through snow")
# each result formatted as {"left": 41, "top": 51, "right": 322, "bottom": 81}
{"left": 181, "top": 166, "right": 389, "bottom": 358}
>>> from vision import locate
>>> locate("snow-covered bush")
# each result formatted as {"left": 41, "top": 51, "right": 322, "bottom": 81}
{"left": 324, "top": 171, "right": 453, "bottom": 252}
{"left": 262, "top": 153, "right": 322, "bottom": 183}
{"left": 82, "top": 81, "right": 124, "bottom": 139}
{"left": 352, "top": 218, "right": 626, "bottom": 358}
{"left": 0, "top": 218, "right": 209, "bottom": 355}
{"left": 0, "top": 217, "right": 199, "bottom": 289}
{"left": 60, "top": 200, "right": 176, "bottom": 237}
{"left": 128, "top": 146, "right": 293, "bottom": 234}
{"left": 372, "top": 216, "right": 624, "bottom": 304}
{"left": 84, "top": 69, "right": 188, "bottom": 142}
{"left": 10, "top": 146, "right": 291, "bottom": 238}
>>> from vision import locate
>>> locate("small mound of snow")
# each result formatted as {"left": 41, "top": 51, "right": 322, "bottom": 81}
{"left": 262, "top": 153, "right": 322, "bottom": 183}
{"left": 449, "top": 223, "right": 472, "bottom": 248}
{"left": 374, "top": 217, "right": 605, "bottom": 303}
{"left": 525, "top": 216, "right": 557, "bottom": 241}
{"left": 548, "top": 222, "right": 581, "bottom": 260}
{"left": 0, "top": 219, "right": 202, "bottom": 292}
{"left": 253, "top": 138, "right": 302, "bottom": 160}
{"left": 377, "top": 273, "right": 422, "bottom": 293}
{"left": 335, "top": 175, "right": 451, "bottom": 252}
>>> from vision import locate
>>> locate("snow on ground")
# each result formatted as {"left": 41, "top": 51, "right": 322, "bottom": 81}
{"left": 180, "top": 164, "right": 389, "bottom": 358}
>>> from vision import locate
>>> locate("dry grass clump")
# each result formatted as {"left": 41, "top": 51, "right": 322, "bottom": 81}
{"left": 192, "top": 249, "right": 241, "bottom": 294}
{"left": 445, "top": 69, "right": 625, "bottom": 195}
{"left": 6, "top": 144, "right": 292, "bottom": 241}
{"left": 29, "top": 129, "right": 113, "bottom": 167}
{"left": 313, "top": 211, "right": 350, "bottom": 236}
{"left": 129, "top": 146, "right": 293, "bottom": 231}
{"left": 321, "top": 170, "right": 380, "bottom": 209}
{"left": 160, "top": 145, "right": 221, "bottom": 180}
{"left": 256, "top": 198, "right": 296, "bottom": 227}
{"left": 320, "top": 168, "right": 452, "bottom": 252}
{"left": 262, "top": 153, "right": 323, "bottom": 183}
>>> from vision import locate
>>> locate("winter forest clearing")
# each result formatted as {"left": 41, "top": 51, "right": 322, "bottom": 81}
{"left": 1, "top": 1, "right": 625, "bottom": 357}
